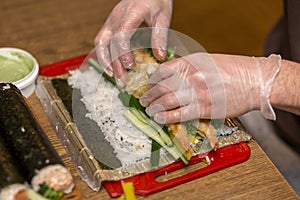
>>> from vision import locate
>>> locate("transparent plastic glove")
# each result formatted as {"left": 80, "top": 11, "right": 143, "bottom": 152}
{"left": 140, "top": 53, "right": 281, "bottom": 124}
{"left": 94, "top": 0, "right": 173, "bottom": 86}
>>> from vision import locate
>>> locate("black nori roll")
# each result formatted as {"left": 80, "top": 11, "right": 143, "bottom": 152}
{"left": 0, "top": 83, "right": 64, "bottom": 182}
{"left": 0, "top": 134, "right": 26, "bottom": 189}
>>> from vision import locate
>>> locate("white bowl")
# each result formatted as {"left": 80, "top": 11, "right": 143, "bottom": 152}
{"left": 0, "top": 47, "right": 39, "bottom": 97}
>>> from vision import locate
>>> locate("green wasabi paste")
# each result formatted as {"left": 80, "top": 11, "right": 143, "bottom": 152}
{"left": 0, "top": 51, "right": 34, "bottom": 82}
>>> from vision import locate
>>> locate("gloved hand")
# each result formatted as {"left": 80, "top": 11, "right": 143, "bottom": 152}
{"left": 94, "top": 0, "right": 173, "bottom": 87}
{"left": 139, "top": 53, "right": 281, "bottom": 124}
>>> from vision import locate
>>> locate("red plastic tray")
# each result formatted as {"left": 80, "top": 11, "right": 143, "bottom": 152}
{"left": 39, "top": 55, "right": 87, "bottom": 77}
{"left": 39, "top": 56, "right": 251, "bottom": 198}
{"left": 103, "top": 142, "right": 250, "bottom": 197}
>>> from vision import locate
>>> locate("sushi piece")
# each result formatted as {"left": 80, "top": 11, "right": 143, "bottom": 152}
{"left": 0, "top": 129, "right": 48, "bottom": 200}
{"left": 1, "top": 184, "right": 52, "bottom": 200}
{"left": 0, "top": 83, "right": 74, "bottom": 198}
{"left": 0, "top": 184, "right": 28, "bottom": 200}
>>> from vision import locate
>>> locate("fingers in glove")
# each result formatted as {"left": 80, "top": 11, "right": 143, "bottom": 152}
{"left": 109, "top": 2, "right": 151, "bottom": 69}
{"left": 153, "top": 103, "right": 201, "bottom": 124}
{"left": 145, "top": 88, "right": 194, "bottom": 116}
{"left": 94, "top": 29, "right": 114, "bottom": 77}
{"left": 112, "top": 58, "right": 127, "bottom": 88}
{"left": 151, "top": 27, "right": 168, "bottom": 62}
{"left": 151, "top": 58, "right": 193, "bottom": 82}
{"left": 140, "top": 68, "right": 186, "bottom": 106}
{"left": 147, "top": 0, "right": 173, "bottom": 61}
{"left": 110, "top": 30, "right": 136, "bottom": 70}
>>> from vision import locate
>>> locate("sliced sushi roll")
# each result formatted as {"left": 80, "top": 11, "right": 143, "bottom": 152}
{"left": 0, "top": 184, "right": 53, "bottom": 200}
{"left": 0, "top": 184, "right": 28, "bottom": 200}
{"left": 0, "top": 129, "right": 48, "bottom": 200}
{"left": 0, "top": 83, "right": 74, "bottom": 199}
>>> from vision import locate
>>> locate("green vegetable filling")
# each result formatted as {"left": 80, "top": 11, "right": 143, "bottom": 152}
{"left": 38, "top": 184, "right": 63, "bottom": 200}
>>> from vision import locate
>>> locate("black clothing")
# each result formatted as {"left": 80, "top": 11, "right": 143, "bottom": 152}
{"left": 264, "top": 0, "right": 300, "bottom": 152}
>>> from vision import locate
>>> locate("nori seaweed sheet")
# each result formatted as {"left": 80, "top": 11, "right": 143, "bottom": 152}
{"left": 51, "top": 79, "right": 73, "bottom": 116}
{"left": 0, "top": 133, "right": 26, "bottom": 189}
{"left": 0, "top": 83, "right": 64, "bottom": 181}
{"left": 51, "top": 78, "right": 121, "bottom": 170}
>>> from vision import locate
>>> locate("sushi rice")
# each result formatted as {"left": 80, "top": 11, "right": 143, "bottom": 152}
{"left": 68, "top": 67, "right": 153, "bottom": 166}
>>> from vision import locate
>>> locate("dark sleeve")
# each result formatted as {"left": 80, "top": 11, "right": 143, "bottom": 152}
{"left": 264, "top": 0, "right": 300, "bottom": 63}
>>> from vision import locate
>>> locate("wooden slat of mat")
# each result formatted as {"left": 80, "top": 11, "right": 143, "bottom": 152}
{"left": 28, "top": 94, "right": 83, "bottom": 200}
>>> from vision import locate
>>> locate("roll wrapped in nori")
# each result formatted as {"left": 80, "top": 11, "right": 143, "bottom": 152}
{"left": 0, "top": 127, "right": 30, "bottom": 200}
{"left": 0, "top": 83, "right": 74, "bottom": 195}
{"left": 0, "top": 83, "right": 63, "bottom": 181}
{"left": 0, "top": 134, "right": 25, "bottom": 189}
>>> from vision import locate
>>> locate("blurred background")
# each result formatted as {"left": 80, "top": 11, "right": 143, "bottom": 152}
{"left": 0, "top": 0, "right": 283, "bottom": 62}
{"left": 171, "top": 0, "right": 282, "bottom": 56}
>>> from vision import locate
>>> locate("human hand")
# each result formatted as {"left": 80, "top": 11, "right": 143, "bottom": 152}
{"left": 94, "top": 0, "right": 173, "bottom": 87}
{"left": 139, "top": 53, "right": 281, "bottom": 124}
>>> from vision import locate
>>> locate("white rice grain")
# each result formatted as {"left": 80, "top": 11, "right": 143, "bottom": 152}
{"left": 68, "top": 67, "right": 152, "bottom": 166}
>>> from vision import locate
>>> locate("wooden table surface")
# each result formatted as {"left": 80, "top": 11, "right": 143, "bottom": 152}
{"left": 1, "top": 0, "right": 299, "bottom": 199}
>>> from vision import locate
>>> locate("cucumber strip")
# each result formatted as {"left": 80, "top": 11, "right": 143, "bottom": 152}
{"left": 26, "top": 188, "right": 48, "bottom": 200}
{"left": 129, "top": 108, "right": 173, "bottom": 147}
{"left": 123, "top": 108, "right": 188, "bottom": 164}
{"left": 150, "top": 140, "right": 161, "bottom": 167}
